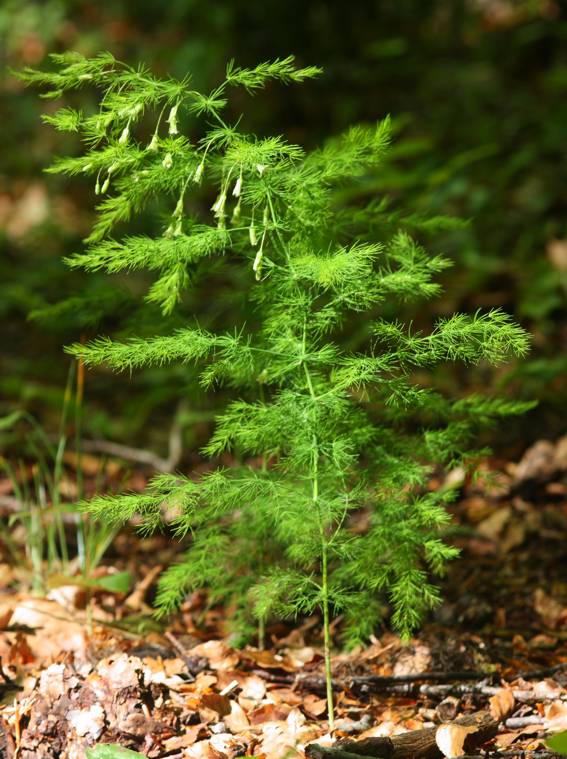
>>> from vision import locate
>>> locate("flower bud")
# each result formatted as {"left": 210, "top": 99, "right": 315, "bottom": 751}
{"left": 232, "top": 174, "right": 242, "bottom": 197}
{"left": 118, "top": 125, "right": 130, "bottom": 145}
{"left": 256, "top": 164, "right": 266, "bottom": 176}
{"left": 147, "top": 133, "right": 159, "bottom": 152}
{"left": 211, "top": 192, "right": 226, "bottom": 218}
{"left": 174, "top": 198, "right": 184, "bottom": 218}
{"left": 162, "top": 152, "right": 173, "bottom": 169}
{"left": 101, "top": 177, "right": 110, "bottom": 193}
{"left": 167, "top": 103, "right": 179, "bottom": 135}
{"left": 249, "top": 222, "right": 258, "bottom": 246}
{"left": 193, "top": 161, "right": 204, "bottom": 184}
{"left": 232, "top": 199, "right": 241, "bottom": 223}
{"left": 253, "top": 248, "right": 263, "bottom": 280}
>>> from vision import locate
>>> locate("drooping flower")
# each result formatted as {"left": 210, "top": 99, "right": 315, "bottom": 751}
{"left": 232, "top": 198, "right": 242, "bottom": 223}
{"left": 249, "top": 221, "right": 258, "bottom": 246}
{"left": 232, "top": 173, "right": 243, "bottom": 197}
{"left": 118, "top": 124, "right": 130, "bottom": 145}
{"left": 174, "top": 198, "right": 184, "bottom": 218}
{"left": 211, "top": 191, "right": 227, "bottom": 218}
{"left": 193, "top": 161, "right": 204, "bottom": 184}
{"left": 167, "top": 103, "right": 179, "bottom": 135}
{"left": 253, "top": 241, "right": 264, "bottom": 280}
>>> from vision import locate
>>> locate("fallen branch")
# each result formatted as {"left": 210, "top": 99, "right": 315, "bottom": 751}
{"left": 419, "top": 683, "right": 566, "bottom": 704}
{"left": 252, "top": 663, "right": 567, "bottom": 698}
{"left": 306, "top": 710, "right": 498, "bottom": 759}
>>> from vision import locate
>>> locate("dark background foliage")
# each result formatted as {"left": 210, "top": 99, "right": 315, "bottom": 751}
{"left": 1, "top": 0, "right": 565, "bottom": 458}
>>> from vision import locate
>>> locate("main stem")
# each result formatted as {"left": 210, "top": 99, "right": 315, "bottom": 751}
{"left": 270, "top": 216, "right": 335, "bottom": 726}
{"left": 305, "top": 360, "right": 335, "bottom": 730}
{"left": 321, "top": 538, "right": 334, "bottom": 729}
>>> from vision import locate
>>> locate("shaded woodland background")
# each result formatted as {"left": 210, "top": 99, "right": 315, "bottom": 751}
{"left": 1, "top": 0, "right": 566, "bottom": 461}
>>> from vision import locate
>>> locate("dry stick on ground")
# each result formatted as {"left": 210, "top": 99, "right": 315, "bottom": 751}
{"left": 306, "top": 710, "right": 499, "bottom": 759}
{"left": 419, "top": 684, "right": 566, "bottom": 704}
{"left": 252, "top": 662, "right": 567, "bottom": 697}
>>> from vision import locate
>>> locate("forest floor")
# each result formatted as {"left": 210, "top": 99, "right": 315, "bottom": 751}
{"left": 0, "top": 435, "right": 566, "bottom": 759}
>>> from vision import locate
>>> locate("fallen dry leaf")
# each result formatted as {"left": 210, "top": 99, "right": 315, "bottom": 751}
{"left": 186, "top": 738, "right": 226, "bottom": 759}
{"left": 533, "top": 588, "right": 567, "bottom": 629}
{"left": 476, "top": 506, "right": 511, "bottom": 541}
{"left": 258, "top": 722, "right": 302, "bottom": 759}
{"left": 285, "top": 646, "right": 317, "bottom": 667}
{"left": 393, "top": 643, "right": 431, "bottom": 675}
{"left": 515, "top": 440, "right": 557, "bottom": 482}
{"left": 38, "top": 663, "right": 68, "bottom": 700}
{"left": 224, "top": 700, "right": 250, "bottom": 732}
{"left": 544, "top": 701, "right": 567, "bottom": 733}
{"left": 533, "top": 679, "right": 565, "bottom": 700}
{"left": 7, "top": 632, "right": 35, "bottom": 665}
{"left": 96, "top": 654, "right": 141, "bottom": 690}
{"left": 499, "top": 520, "right": 526, "bottom": 554}
{"left": 435, "top": 724, "right": 479, "bottom": 758}
{"left": 500, "top": 723, "right": 542, "bottom": 748}
{"left": 193, "top": 672, "right": 218, "bottom": 692}
{"left": 436, "top": 696, "right": 460, "bottom": 722}
{"left": 489, "top": 688, "right": 515, "bottom": 720}
{"left": 8, "top": 598, "right": 88, "bottom": 660}
{"left": 359, "top": 721, "right": 403, "bottom": 739}
{"left": 189, "top": 639, "right": 240, "bottom": 670}
{"left": 249, "top": 702, "right": 292, "bottom": 725}
{"left": 239, "top": 673, "right": 266, "bottom": 701}
{"left": 254, "top": 708, "right": 313, "bottom": 759}
{"left": 199, "top": 692, "right": 232, "bottom": 718}
{"left": 67, "top": 703, "right": 105, "bottom": 739}
{"left": 262, "top": 687, "right": 303, "bottom": 708}
{"left": 242, "top": 648, "right": 297, "bottom": 672}
{"left": 302, "top": 693, "right": 328, "bottom": 719}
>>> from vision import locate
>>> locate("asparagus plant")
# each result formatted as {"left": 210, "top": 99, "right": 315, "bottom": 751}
{"left": 23, "top": 52, "right": 531, "bottom": 726}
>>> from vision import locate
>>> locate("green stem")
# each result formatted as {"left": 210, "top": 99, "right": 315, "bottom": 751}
{"left": 321, "top": 542, "right": 334, "bottom": 730}
{"left": 268, "top": 207, "right": 334, "bottom": 725}
{"left": 258, "top": 615, "right": 266, "bottom": 650}
{"left": 305, "top": 356, "right": 335, "bottom": 730}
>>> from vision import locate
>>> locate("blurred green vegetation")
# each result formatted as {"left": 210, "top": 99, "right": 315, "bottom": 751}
{"left": 1, "top": 0, "right": 565, "bottom": 459}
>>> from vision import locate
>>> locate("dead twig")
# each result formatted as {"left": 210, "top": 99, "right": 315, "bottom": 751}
{"left": 252, "top": 663, "right": 567, "bottom": 698}
{"left": 306, "top": 710, "right": 499, "bottom": 759}
{"left": 164, "top": 631, "right": 209, "bottom": 678}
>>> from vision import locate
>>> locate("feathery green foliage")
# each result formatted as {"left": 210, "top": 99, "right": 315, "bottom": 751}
{"left": 27, "top": 52, "right": 531, "bottom": 727}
